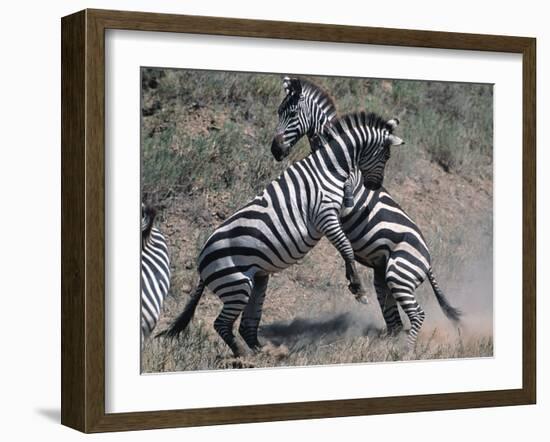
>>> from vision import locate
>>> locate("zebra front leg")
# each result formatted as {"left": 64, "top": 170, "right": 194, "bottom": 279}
{"left": 373, "top": 268, "right": 403, "bottom": 335}
{"left": 319, "top": 210, "right": 368, "bottom": 304}
{"left": 345, "top": 261, "right": 368, "bottom": 303}
{"left": 341, "top": 178, "right": 355, "bottom": 217}
{"left": 213, "top": 277, "right": 253, "bottom": 358}
{"left": 238, "top": 274, "right": 269, "bottom": 351}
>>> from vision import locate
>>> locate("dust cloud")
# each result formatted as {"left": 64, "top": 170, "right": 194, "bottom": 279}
{"left": 259, "top": 253, "right": 493, "bottom": 354}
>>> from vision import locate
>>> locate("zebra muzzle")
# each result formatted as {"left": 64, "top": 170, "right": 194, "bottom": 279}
{"left": 271, "top": 135, "right": 288, "bottom": 161}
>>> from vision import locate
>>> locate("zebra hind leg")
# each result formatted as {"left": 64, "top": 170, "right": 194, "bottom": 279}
{"left": 386, "top": 279, "right": 425, "bottom": 349}
{"left": 213, "top": 277, "right": 254, "bottom": 358}
{"left": 238, "top": 274, "right": 269, "bottom": 352}
{"left": 373, "top": 268, "right": 403, "bottom": 336}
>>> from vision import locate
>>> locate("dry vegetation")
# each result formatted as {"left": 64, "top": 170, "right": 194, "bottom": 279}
{"left": 140, "top": 68, "right": 493, "bottom": 373}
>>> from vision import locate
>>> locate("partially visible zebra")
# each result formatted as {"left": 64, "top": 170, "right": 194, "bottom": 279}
{"left": 141, "top": 203, "right": 171, "bottom": 343}
{"left": 160, "top": 112, "right": 405, "bottom": 357}
{"left": 271, "top": 76, "right": 461, "bottom": 346}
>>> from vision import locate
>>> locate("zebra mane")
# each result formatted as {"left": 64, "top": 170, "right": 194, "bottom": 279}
{"left": 281, "top": 76, "right": 337, "bottom": 119}
{"left": 324, "top": 111, "right": 395, "bottom": 140}
{"left": 298, "top": 78, "right": 338, "bottom": 120}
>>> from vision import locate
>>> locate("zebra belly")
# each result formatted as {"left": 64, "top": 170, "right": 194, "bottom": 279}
{"left": 342, "top": 192, "right": 431, "bottom": 274}
{"left": 198, "top": 233, "right": 319, "bottom": 286}
{"left": 198, "top": 206, "right": 319, "bottom": 289}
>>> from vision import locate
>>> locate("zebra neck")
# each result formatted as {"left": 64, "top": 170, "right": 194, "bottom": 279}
{"left": 311, "top": 145, "right": 353, "bottom": 186}
{"left": 306, "top": 124, "right": 316, "bottom": 141}
{"left": 306, "top": 116, "right": 330, "bottom": 152}
{"left": 328, "top": 117, "right": 387, "bottom": 175}
{"left": 304, "top": 93, "right": 333, "bottom": 141}
{"left": 305, "top": 108, "right": 336, "bottom": 153}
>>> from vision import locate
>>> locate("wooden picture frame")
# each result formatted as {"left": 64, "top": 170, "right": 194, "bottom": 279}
{"left": 61, "top": 8, "right": 536, "bottom": 433}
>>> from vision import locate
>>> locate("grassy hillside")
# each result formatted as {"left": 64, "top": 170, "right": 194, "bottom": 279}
{"left": 140, "top": 68, "right": 493, "bottom": 372}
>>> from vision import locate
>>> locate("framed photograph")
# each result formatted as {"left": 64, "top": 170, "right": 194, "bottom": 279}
{"left": 61, "top": 9, "right": 536, "bottom": 433}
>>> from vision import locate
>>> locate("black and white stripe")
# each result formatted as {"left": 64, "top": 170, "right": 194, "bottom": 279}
{"left": 272, "top": 77, "right": 461, "bottom": 347}
{"left": 141, "top": 204, "right": 171, "bottom": 342}
{"left": 161, "top": 112, "right": 403, "bottom": 357}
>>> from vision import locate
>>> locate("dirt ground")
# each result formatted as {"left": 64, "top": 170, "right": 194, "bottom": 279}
{"left": 143, "top": 158, "right": 493, "bottom": 372}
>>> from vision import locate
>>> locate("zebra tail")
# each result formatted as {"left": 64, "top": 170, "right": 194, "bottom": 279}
{"left": 156, "top": 279, "right": 205, "bottom": 339}
{"left": 427, "top": 268, "right": 462, "bottom": 322}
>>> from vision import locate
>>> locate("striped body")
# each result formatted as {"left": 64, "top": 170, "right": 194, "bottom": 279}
{"left": 164, "top": 112, "right": 401, "bottom": 356}
{"left": 199, "top": 149, "right": 355, "bottom": 282}
{"left": 270, "top": 77, "right": 461, "bottom": 346}
{"left": 141, "top": 210, "right": 171, "bottom": 342}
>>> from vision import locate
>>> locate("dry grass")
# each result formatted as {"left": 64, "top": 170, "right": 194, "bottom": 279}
{"left": 140, "top": 68, "right": 493, "bottom": 372}
{"left": 143, "top": 247, "right": 493, "bottom": 373}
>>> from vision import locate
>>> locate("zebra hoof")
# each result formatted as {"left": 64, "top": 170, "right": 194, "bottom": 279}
{"left": 348, "top": 282, "right": 365, "bottom": 296}
{"left": 233, "top": 357, "right": 256, "bottom": 369}
{"left": 385, "top": 326, "right": 404, "bottom": 337}
{"left": 218, "top": 357, "right": 256, "bottom": 369}
{"left": 260, "top": 342, "right": 290, "bottom": 359}
{"left": 231, "top": 341, "right": 254, "bottom": 358}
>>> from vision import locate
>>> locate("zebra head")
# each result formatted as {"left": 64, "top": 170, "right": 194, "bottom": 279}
{"left": 357, "top": 116, "right": 404, "bottom": 190}
{"left": 325, "top": 113, "right": 404, "bottom": 190}
{"left": 272, "top": 76, "right": 338, "bottom": 161}
{"left": 271, "top": 77, "right": 305, "bottom": 161}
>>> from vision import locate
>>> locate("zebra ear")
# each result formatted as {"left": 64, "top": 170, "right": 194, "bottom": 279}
{"left": 387, "top": 118, "right": 400, "bottom": 130}
{"left": 283, "top": 76, "right": 302, "bottom": 96}
{"left": 283, "top": 76, "right": 291, "bottom": 94}
{"left": 388, "top": 134, "right": 404, "bottom": 146}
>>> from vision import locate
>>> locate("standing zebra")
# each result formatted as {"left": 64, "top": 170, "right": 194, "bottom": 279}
{"left": 141, "top": 203, "right": 171, "bottom": 343}
{"left": 270, "top": 76, "right": 461, "bottom": 347}
{"left": 160, "top": 112, "right": 405, "bottom": 357}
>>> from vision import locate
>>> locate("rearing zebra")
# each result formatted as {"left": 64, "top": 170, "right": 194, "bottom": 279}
{"left": 141, "top": 204, "right": 171, "bottom": 343}
{"left": 160, "top": 111, "right": 405, "bottom": 357}
{"left": 271, "top": 76, "right": 461, "bottom": 346}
